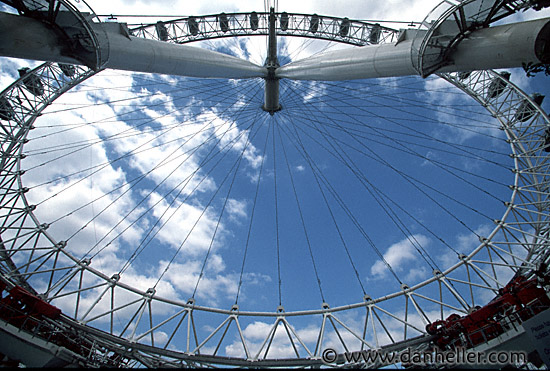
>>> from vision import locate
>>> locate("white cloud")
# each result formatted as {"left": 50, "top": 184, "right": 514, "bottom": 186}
{"left": 90, "top": 0, "right": 441, "bottom": 20}
{"left": 226, "top": 198, "right": 248, "bottom": 221}
{"left": 370, "top": 234, "right": 430, "bottom": 280}
{"left": 145, "top": 191, "right": 221, "bottom": 255}
{"left": 223, "top": 320, "right": 305, "bottom": 358}
{"left": 211, "top": 112, "right": 264, "bottom": 169}
{"left": 422, "top": 75, "right": 503, "bottom": 145}
{"left": 0, "top": 58, "right": 40, "bottom": 91}
{"left": 20, "top": 86, "right": 147, "bottom": 259}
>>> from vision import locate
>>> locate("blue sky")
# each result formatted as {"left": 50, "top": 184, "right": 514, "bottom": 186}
{"left": 1, "top": 0, "right": 550, "bottom": 359}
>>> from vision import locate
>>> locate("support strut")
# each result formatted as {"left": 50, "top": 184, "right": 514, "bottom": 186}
{"left": 262, "top": 7, "right": 282, "bottom": 115}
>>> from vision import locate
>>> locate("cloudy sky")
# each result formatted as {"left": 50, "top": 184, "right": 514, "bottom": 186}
{"left": 89, "top": 0, "right": 440, "bottom": 22}
{"left": 1, "top": 0, "right": 550, "bottom": 360}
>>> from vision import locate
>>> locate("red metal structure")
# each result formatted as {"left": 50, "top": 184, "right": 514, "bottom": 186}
{"left": 0, "top": 282, "right": 61, "bottom": 325}
{"left": 426, "top": 276, "right": 550, "bottom": 349}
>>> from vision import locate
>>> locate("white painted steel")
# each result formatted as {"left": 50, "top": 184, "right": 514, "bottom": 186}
{"left": 2, "top": 11, "right": 548, "bottom": 82}
{"left": 0, "top": 12, "right": 266, "bottom": 79}
{"left": 277, "top": 18, "right": 550, "bottom": 80}
{"left": 277, "top": 36, "right": 418, "bottom": 80}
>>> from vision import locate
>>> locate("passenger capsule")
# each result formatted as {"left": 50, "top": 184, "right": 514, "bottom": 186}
{"left": 58, "top": 63, "right": 75, "bottom": 77}
{"left": 219, "top": 13, "right": 229, "bottom": 33}
{"left": 369, "top": 23, "right": 381, "bottom": 44}
{"left": 339, "top": 18, "right": 350, "bottom": 37}
{"left": 188, "top": 17, "right": 199, "bottom": 36}
{"left": 0, "top": 97, "right": 15, "bottom": 121}
{"left": 543, "top": 127, "right": 550, "bottom": 152}
{"left": 487, "top": 71, "right": 511, "bottom": 99}
{"left": 515, "top": 93, "right": 545, "bottom": 122}
{"left": 280, "top": 12, "right": 289, "bottom": 31}
{"left": 458, "top": 71, "right": 472, "bottom": 80}
{"left": 250, "top": 12, "right": 259, "bottom": 31}
{"left": 18, "top": 68, "right": 44, "bottom": 96}
{"left": 309, "top": 14, "right": 319, "bottom": 33}
{"left": 155, "top": 21, "right": 169, "bottom": 41}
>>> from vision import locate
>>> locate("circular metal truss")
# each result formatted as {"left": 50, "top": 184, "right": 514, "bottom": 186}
{"left": 128, "top": 11, "right": 399, "bottom": 47}
{"left": 1, "top": 1, "right": 550, "bottom": 368}
{"left": 412, "top": 0, "right": 549, "bottom": 77}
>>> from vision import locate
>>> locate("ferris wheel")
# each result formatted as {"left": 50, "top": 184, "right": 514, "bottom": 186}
{"left": 0, "top": 0, "right": 550, "bottom": 368}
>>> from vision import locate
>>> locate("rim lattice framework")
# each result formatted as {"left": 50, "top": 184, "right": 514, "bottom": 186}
{"left": 1, "top": 3, "right": 550, "bottom": 368}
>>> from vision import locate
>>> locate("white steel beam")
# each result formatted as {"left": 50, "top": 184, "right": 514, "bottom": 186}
{"left": 277, "top": 17, "right": 550, "bottom": 81}
{"left": 2, "top": 11, "right": 548, "bottom": 82}
{"left": 0, "top": 12, "right": 266, "bottom": 79}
